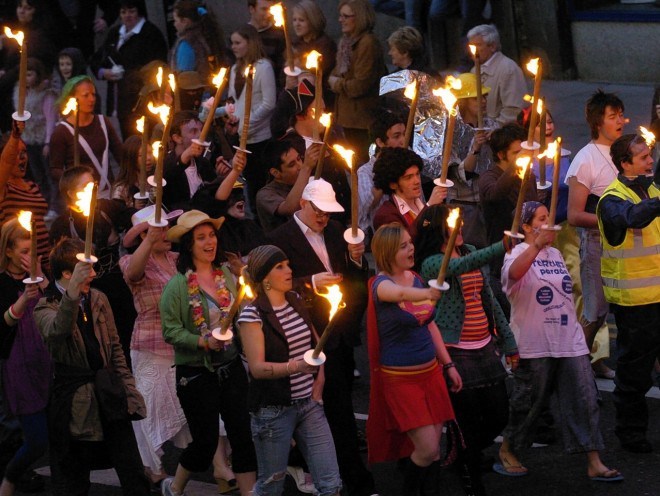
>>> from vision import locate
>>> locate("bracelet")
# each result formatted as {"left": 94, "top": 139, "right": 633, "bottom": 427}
{"left": 8, "top": 305, "right": 22, "bottom": 321}
{"left": 443, "top": 361, "right": 456, "bottom": 370}
{"left": 202, "top": 334, "right": 210, "bottom": 352}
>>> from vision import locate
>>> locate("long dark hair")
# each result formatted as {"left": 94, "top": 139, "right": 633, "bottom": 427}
{"left": 413, "top": 204, "right": 453, "bottom": 272}
{"left": 175, "top": 222, "right": 224, "bottom": 274}
{"left": 173, "top": 0, "right": 227, "bottom": 67}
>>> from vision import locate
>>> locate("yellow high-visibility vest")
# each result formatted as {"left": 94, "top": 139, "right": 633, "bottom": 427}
{"left": 597, "top": 178, "right": 660, "bottom": 306}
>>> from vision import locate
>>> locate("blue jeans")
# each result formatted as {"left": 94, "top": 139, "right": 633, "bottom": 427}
{"left": 405, "top": 0, "right": 457, "bottom": 30}
{"left": 578, "top": 228, "right": 609, "bottom": 325}
{"left": 4, "top": 411, "right": 48, "bottom": 483}
{"left": 251, "top": 398, "right": 341, "bottom": 496}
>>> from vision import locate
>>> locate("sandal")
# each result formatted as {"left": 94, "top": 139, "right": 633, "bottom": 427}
{"left": 493, "top": 453, "right": 528, "bottom": 477}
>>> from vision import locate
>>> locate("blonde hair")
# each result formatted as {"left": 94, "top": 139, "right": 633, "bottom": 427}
{"left": 371, "top": 223, "right": 405, "bottom": 275}
{"left": 338, "top": 0, "right": 376, "bottom": 35}
{"left": 293, "top": 0, "right": 327, "bottom": 39}
{"left": 0, "top": 219, "right": 30, "bottom": 273}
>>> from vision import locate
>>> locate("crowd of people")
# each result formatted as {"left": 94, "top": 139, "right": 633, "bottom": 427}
{"left": 0, "top": 0, "right": 658, "bottom": 496}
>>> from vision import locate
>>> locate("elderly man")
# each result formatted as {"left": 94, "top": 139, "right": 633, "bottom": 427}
{"left": 268, "top": 179, "right": 377, "bottom": 496}
{"left": 467, "top": 24, "right": 526, "bottom": 126}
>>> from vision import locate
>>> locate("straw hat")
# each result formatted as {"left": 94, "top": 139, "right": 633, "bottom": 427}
{"left": 167, "top": 210, "right": 224, "bottom": 242}
{"left": 452, "top": 73, "right": 491, "bottom": 100}
{"left": 122, "top": 205, "right": 183, "bottom": 248}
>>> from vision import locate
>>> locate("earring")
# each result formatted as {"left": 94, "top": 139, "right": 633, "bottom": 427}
{"left": 264, "top": 281, "right": 272, "bottom": 291}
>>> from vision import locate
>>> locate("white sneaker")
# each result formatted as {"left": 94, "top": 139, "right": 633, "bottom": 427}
{"left": 161, "top": 477, "right": 185, "bottom": 496}
{"left": 286, "top": 466, "right": 316, "bottom": 494}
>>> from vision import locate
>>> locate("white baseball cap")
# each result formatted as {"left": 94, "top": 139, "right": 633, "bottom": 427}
{"left": 302, "top": 179, "right": 344, "bottom": 213}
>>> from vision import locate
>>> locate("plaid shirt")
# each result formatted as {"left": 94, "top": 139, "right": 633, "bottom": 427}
{"left": 119, "top": 252, "right": 179, "bottom": 358}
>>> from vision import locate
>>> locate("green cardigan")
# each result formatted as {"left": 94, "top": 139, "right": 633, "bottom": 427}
{"left": 160, "top": 266, "right": 237, "bottom": 371}
{"left": 420, "top": 241, "right": 518, "bottom": 356}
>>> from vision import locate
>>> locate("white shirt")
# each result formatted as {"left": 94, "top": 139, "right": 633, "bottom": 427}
{"left": 184, "top": 160, "right": 203, "bottom": 198}
{"left": 502, "top": 243, "right": 590, "bottom": 359}
{"left": 392, "top": 193, "right": 425, "bottom": 217}
{"left": 117, "top": 18, "right": 145, "bottom": 49}
{"left": 564, "top": 142, "right": 618, "bottom": 197}
{"left": 293, "top": 212, "right": 332, "bottom": 273}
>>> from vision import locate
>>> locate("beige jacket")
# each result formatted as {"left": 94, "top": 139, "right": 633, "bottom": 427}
{"left": 330, "top": 32, "right": 387, "bottom": 130}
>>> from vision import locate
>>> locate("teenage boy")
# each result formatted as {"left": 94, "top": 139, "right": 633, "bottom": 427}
{"left": 256, "top": 139, "right": 321, "bottom": 233}
{"left": 566, "top": 90, "right": 626, "bottom": 379}
{"left": 34, "top": 238, "right": 149, "bottom": 495}
{"left": 479, "top": 123, "right": 538, "bottom": 318}
{"left": 357, "top": 111, "right": 406, "bottom": 235}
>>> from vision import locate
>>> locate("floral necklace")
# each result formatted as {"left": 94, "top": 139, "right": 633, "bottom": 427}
{"left": 186, "top": 268, "right": 232, "bottom": 337}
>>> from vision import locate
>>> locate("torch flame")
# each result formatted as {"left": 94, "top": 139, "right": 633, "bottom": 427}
{"left": 404, "top": 81, "right": 416, "bottom": 100}
{"left": 156, "top": 66, "right": 163, "bottom": 88}
{"left": 446, "top": 75, "right": 462, "bottom": 91}
{"left": 168, "top": 73, "right": 176, "bottom": 92}
{"left": 244, "top": 64, "right": 254, "bottom": 79}
{"left": 432, "top": 87, "right": 457, "bottom": 115}
{"left": 315, "top": 284, "right": 345, "bottom": 322}
{"left": 468, "top": 44, "right": 477, "bottom": 56}
{"left": 305, "top": 50, "right": 321, "bottom": 70}
{"left": 238, "top": 275, "right": 254, "bottom": 299}
{"left": 3, "top": 27, "right": 24, "bottom": 47}
{"left": 152, "top": 141, "right": 161, "bottom": 160}
{"left": 269, "top": 3, "right": 284, "bottom": 27}
{"left": 62, "top": 98, "right": 77, "bottom": 116}
{"left": 526, "top": 57, "right": 540, "bottom": 76}
{"left": 539, "top": 139, "right": 559, "bottom": 160}
{"left": 17, "top": 211, "right": 32, "bottom": 232}
{"left": 515, "top": 156, "right": 531, "bottom": 180}
{"left": 136, "top": 116, "right": 145, "bottom": 134}
{"left": 148, "top": 102, "right": 170, "bottom": 126}
{"left": 320, "top": 113, "right": 332, "bottom": 128}
{"left": 447, "top": 208, "right": 460, "bottom": 230}
{"left": 333, "top": 144, "right": 355, "bottom": 170}
{"left": 639, "top": 126, "right": 656, "bottom": 147}
{"left": 212, "top": 68, "right": 228, "bottom": 88}
{"left": 537, "top": 98, "right": 544, "bottom": 115}
{"left": 74, "top": 182, "right": 95, "bottom": 216}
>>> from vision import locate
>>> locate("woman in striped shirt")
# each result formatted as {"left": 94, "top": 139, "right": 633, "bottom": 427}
{"left": 238, "top": 245, "right": 341, "bottom": 496}
{"left": 415, "top": 204, "right": 519, "bottom": 496}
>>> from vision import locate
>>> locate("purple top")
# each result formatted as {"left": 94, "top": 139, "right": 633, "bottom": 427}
{"left": 0, "top": 273, "right": 52, "bottom": 415}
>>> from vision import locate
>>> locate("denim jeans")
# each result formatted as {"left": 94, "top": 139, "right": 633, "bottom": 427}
{"left": 251, "top": 398, "right": 341, "bottom": 496}
{"left": 578, "top": 228, "right": 609, "bottom": 324}
{"left": 504, "top": 355, "right": 604, "bottom": 454}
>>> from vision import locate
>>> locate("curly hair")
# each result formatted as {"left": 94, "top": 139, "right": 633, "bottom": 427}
{"left": 372, "top": 147, "right": 424, "bottom": 194}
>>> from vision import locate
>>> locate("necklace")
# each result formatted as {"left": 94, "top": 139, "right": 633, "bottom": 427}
{"left": 186, "top": 268, "right": 231, "bottom": 337}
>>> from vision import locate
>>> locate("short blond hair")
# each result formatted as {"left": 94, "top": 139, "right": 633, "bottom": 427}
{"left": 371, "top": 223, "right": 405, "bottom": 275}
{"left": 387, "top": 26, "right": 424, "bottom": 61}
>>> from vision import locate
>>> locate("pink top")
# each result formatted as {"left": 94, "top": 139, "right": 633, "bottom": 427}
{"left": 119, "top": 251, "right": 179, "bottom": 357}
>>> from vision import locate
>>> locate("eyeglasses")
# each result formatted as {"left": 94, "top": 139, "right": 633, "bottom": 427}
{"left": 338, "top": 13, "right": 355, "bottom": 20}
{"left": 309, "top": 202, "right": 330, "bottom": 218}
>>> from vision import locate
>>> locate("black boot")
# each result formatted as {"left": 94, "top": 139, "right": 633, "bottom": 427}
{"left": 420, "top": 460, "right": 440, "bottom": 496}
{"left": 459, "top": 462, "right": 486, "bottom": 496}
{"left": 402, "top": 459, "right": 428, "bottom": 496}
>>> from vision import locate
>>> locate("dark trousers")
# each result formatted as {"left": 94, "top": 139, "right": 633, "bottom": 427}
{"left": 612, "top": 302, "right": 660, "bottom": 443}
{"left": 322, "top": 342, "right": 375, "bottom": 496}
{"left": 243, "top": 139, "right": 271, "bottom": 220}
{"left": 50, "top": 419, "right": 150, "bottom": 496}
{"left": 451, "top": 380, "right": 509, "bottom": 466}
{"left": 4, "top": 411, "right": 48, "bottom": 484}
{"left": 176, "top": 359, "right": 257, "bottom": 473}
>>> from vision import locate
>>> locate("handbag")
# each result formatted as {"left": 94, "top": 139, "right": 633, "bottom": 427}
{"left": 0, "top": 323, "right": 18, "bottom": 359}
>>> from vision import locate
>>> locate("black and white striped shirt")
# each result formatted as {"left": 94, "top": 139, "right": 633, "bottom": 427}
{"left": 239, "top": 302, "right": 314, "bottom": 400}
